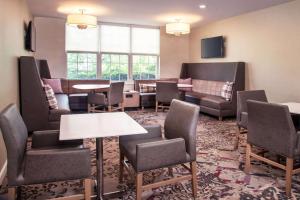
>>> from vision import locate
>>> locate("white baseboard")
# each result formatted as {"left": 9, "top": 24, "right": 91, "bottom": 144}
{"left": 0, "top": 160, "right": 7, "bottom": 185}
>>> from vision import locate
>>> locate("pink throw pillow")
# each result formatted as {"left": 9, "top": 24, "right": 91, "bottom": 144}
{"left": 178, "top": 78, "right": 192, "bottom": 92}
{"left": 43, "top": 78, "right": 63, "bottom": 94}
{"left": 178, "top": 78, "right": 192, "bottom": 85}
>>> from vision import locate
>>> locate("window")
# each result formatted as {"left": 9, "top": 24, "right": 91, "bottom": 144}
{"left": 65, "top": 24, "right": 160, "bottom": 80}
{"left": 132, "top": 27, "right": 160, "bottom": 54}
{"left": 66, "top": 25, "right": 99, "bottom": 52}
{"left": 67, "top": 53, "right": 97, "bottom": 79}
{"left": 100, "top": 25, "right": 130, "bottom": 53}
{"left": 101, "top": 54, "right": 129, "bottom": 81}
{"left": 132, "top": 55, "right": 158, "bottom": 80}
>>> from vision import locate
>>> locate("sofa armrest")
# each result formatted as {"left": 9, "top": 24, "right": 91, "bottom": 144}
{"left": 136, "top": 138, "right": 187, "bottom": 172}
{"left": 32, "top": 130, "right": 83, "bottom": 149}
{"left": 25, "top": 148, "right": 91, "bottom": 184}
{"left": 119, "top": 125, "right": 160, "bottom": 143}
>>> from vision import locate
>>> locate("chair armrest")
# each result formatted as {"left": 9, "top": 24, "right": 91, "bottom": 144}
{"left": 119, "top": 125, "right": 161, "bottom": 143}
{"left": 136, "top": 138, "right": 187, "bottom": 172}
{"left": 32, "top": 130, "right": 83, "bottom": 149}
{"left": 25, "top": 148, "right": 91, "bottom": 184}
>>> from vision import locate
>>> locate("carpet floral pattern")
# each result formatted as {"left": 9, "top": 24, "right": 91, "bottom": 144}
{"left": 1, "top": 109, "right": 300, "bottom": 199}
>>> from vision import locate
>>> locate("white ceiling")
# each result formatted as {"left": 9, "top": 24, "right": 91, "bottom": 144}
{"left": 26, "top": 0, "right": 293, "bottom": 27}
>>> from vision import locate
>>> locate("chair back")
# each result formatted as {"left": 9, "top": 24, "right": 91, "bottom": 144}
{"left": 156, "top": 82, "right": 179, "bottom": 103}
{"left": 247, "top": 100, "right": 297, "bottom": 158}
{"left": 108, "top": 82, "right": 124, "bottom": 106}
{"left": 0, "top": 104, "right": 28, "bottom": 185}
{"left": 164, "top": 100, "right": 199, "bottom": 161}
{"left": 237, "top": 90, "right": 267, "bottom": 124}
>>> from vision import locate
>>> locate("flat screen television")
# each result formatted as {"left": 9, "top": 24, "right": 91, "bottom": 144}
{"left": 201, "top": 36, "right": 224, "bottom": 58}
{"left": 25, "top": 21, "right": 36, "bottom": 52}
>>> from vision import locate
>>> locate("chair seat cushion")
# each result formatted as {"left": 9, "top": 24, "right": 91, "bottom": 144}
{"left": 120, "top": 137, "right": 164, "bottom": 169}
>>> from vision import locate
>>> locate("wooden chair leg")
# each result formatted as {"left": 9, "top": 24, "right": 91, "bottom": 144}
{"left": 84, "top": 179, "right": 92, "bottom": 200}
{"left": 285, "top": 158, "right": 293, "bottom": 197}
{"left": 7, "top": 187, "right": 16, "bottom": 200}
{"left": 245, "top": 143, "right": 251, "bottom": 173}
{"left": 191, "top": 161, "right": 197, "bottom": 198}
{"left": 155, "top": 101, "right": 158, "bottom": 113}
{"left": 108, "top": 106, "right": 112, "bottom": 112}
{"left": 136, "top": 173, "right": 143, "bottom": 200}
{"left": 119, "top": 152, "right": 124, "bottom": 183}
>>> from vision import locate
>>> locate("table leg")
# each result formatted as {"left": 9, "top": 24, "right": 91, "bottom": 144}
{"left": 96, "top": 138, "right": 104, "bottom": 200}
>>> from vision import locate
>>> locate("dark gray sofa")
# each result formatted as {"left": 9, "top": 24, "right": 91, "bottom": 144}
{"left": 19, "top": 56, "right": 71, "bottom": 132}
{"left": 181, "top": 62, "right": 245, "bottom": 120}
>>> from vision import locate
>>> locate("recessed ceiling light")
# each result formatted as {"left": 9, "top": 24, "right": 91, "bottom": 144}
{"left": 199, "top": 4, "right": 206, "bottom": 9}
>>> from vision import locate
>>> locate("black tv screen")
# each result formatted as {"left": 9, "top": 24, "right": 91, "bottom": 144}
{"left": 25, "top": 21, "right": 36, "bottom": 52}
{"left": 201, "top": 36, "right": 224, "bottom": 58}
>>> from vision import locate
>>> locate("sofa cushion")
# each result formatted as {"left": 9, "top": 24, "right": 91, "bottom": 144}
{"left": 48, "top": 94, "right": 70, "bottom": 121}
{"left": 192, "top": 80, "right": 225, "bottom": 96}
{"left": 55, "top": 94, "right": 70, "bottom": 111}
{"left": 200, "top": 95, "right": 232, "bottom": 110}
{"left": 49, "top": 109, "right": 70, "bottom": 121}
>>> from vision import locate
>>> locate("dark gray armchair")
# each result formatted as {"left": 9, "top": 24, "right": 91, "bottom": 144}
{"left": 88, "top": 82, "right": 124, "bottom": 112}
{"left": 119, "top": 99, "right": 199, "bottom": 199}
{"left": 245, "top": 100, "right": 300, "bottom": 197}
{"left": 155, "top": 81, "right": 179, "bottom": 112}
{"left": 236, "top": 90, "right": 267, "bottom": 132}
{"left": 0, "top": 104, "right": 92, "bottom": 200}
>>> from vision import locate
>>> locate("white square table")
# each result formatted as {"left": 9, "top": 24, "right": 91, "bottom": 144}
{"left": 281, "top": 102, "right": 300, "bottom": 114}
{"left": 60, "top": 112, "right": 148, "bottom": 200}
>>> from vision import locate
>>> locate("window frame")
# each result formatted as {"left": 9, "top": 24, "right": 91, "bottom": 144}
{"left": 66, "top": 51, "right": 99, "bottom": 80}
{"left": 66, "top": 23, "right": 160, "bottom": 81}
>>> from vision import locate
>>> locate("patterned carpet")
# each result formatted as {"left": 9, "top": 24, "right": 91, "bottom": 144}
{"left": 1, "top": 109, "right": 300, "bottom": 199}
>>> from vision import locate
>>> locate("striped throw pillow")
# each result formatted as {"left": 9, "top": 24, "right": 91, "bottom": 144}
{"left": 221, "top": 82, "right": 234, "bottom": 101}
{"left": 44, "top": 84, "right": 58, "bottom": 109}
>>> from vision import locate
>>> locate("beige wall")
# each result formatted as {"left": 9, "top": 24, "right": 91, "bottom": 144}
{"left": 160, "top": 27, "right": 189, "bottom": 78}
{"left": 35, "top": 17, "right": 67, "bottom": 78}
{"left": 189, "top": 1, "right": 300, "bottom": 102}
{"left": 0, "top": 0, "right": 32, "bottom": 184}
{"left": 34, "top": 18, "right": 189, "bottom": 79}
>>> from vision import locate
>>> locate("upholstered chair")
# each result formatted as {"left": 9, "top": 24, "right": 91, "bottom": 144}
{"left": 0, "top": 104, "right": 92, "bottom": 200}
{"left": 88, "top": 82, "right": 124, "bottom": 112}
{"left": 245, "top": 100, "right": 300, "bottom": 196}
{"left": 236, "top": 90, "right": 268, "bottom": 133}
{"left": 119, "top": 99, "right": 199, "bottom": 199}
{"left": 155, "top": 82, "right": 179, "bottom": 112}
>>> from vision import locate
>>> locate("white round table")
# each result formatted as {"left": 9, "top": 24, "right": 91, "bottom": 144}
{"left": 72, "top": 84, "right": 110, "bottom": 90}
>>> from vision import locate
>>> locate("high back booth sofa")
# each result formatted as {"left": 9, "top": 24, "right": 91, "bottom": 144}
{"left": 19, "top": 56, "right": 109, "bottom": 132}
{"left": 180, "top": 62, "right": 245, "bottom": 120}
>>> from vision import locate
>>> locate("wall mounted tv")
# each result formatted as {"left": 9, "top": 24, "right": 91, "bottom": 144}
{"left": 25, "top": 21, "right": 36, "bottom": 52}
{"left": 201, "top": 36, "right": 224, "bottom": 58}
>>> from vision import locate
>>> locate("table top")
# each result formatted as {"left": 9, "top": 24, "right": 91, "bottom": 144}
{"left": 281, "top": 102, "right": 300, "bottom": 114}
{"left": 72, "top": 84, "right": 110, "bottom": 90}
{"left": 141, "top": 83, "right": 193, "bottom": 88}
{"left": 59, "top": 112, "right": 148, "bottom": 140}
